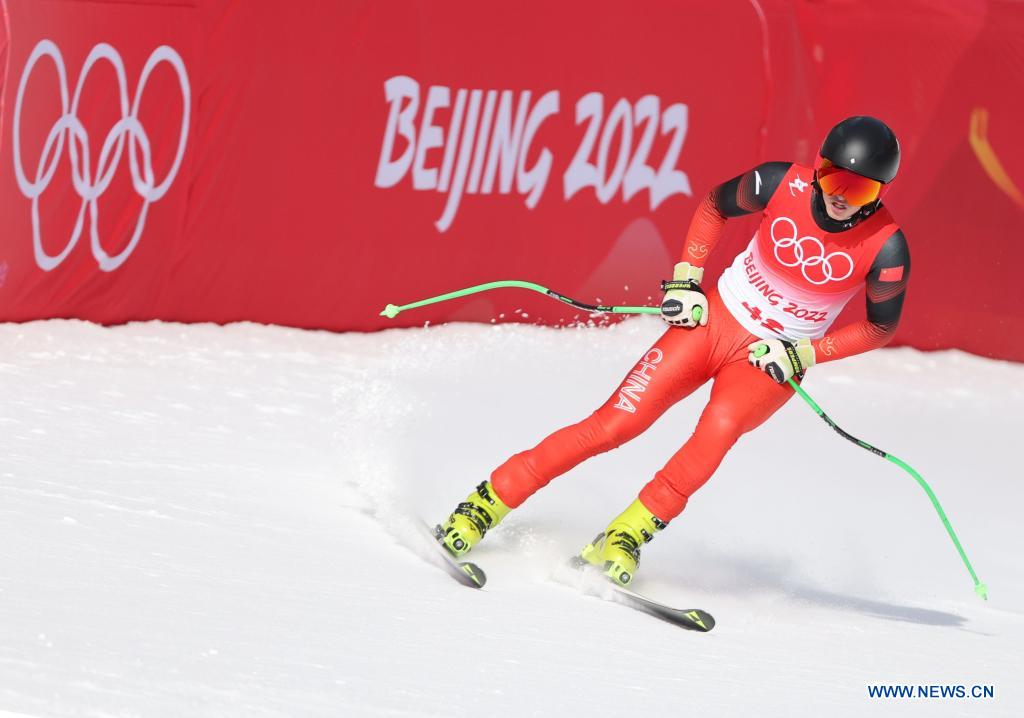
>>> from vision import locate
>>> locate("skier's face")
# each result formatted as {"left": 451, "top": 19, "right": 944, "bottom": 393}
{"left": 821, "top": 190, "right": 862, "bottom": 221}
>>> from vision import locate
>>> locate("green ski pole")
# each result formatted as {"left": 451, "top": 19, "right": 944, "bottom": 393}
{"left": 786, "top": 376, "right": 988, "bottom": 600}
{"left": 750, "top": 345, "right": 988, "bottom": 601}
{"left": 380, "top": 280, "right": 662, "bottom": 319}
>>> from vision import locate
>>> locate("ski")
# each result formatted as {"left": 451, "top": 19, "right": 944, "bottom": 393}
{"left": 609, "top": 584, "right": 715, "bottom": 632}
{"left": 423, "top": 521, "right": 486, "bottom": 589}
{"left": 568, "top": 558, "right": 714, "bottom": 631}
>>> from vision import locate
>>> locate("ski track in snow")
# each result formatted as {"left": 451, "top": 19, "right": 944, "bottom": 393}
{"left": 1, "top": 318, "right": 1021, "bottom": 717}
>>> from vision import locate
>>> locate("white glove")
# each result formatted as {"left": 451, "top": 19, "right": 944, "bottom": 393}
{"left": 747, "top": 337, "right": 816, "bottom": 383}
{"left": 660, "top": 262, "right": 708, "bottom": 328}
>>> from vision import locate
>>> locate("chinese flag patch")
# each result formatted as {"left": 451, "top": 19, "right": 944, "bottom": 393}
{"left": 879, "top": 266, "right": 905, "bottom": 282}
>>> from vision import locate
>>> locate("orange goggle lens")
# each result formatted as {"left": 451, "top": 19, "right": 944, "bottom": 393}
{"left": 816, "top": 159, "right": 884, "bottom": 206}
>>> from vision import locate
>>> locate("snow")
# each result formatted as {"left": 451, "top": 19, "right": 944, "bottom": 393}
{"left": 1, "top": 317, "right": 1021, "bottom": 717}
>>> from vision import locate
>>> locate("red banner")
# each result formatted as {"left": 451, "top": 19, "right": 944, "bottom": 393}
{"left": 1, "top": 1, "right": 1022, "bottom": 360}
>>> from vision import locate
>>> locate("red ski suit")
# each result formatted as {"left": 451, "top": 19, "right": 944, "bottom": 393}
{"left": 492, "top": 162, "right": 910, "bottom": 522}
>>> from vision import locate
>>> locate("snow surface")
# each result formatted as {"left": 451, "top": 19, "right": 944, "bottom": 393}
{"left": 1, "top": 317, "right": 1021, "bottom": 717}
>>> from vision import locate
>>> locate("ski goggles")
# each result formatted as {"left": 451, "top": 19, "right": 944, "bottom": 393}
{"left": 815, "top": 158, "right": 887, "bottom": 206}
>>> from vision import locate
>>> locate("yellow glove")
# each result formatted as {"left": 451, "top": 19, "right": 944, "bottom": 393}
{"left": 747, "top": 337, "right": 816, "bottom": 383}
{"left": 660, "top": 262, "right": 708, "bottom": 328}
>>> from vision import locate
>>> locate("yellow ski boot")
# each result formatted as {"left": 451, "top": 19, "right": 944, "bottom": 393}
{"left": 578, "top": 499, "right": 666, "bottom": 586}
{"left": 435, "top": 481, "right": 511, "bottom": 557}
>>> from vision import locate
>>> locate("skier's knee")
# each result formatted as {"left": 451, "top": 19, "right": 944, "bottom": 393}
{"left": 696, "top": 404, "right": 744, "bottom": 444}
{"left": 585, "top": 411, "right": 639, "bottom": 452}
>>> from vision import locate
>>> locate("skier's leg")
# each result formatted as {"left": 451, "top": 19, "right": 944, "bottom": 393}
{"left": 638, "top": 357, "right": 797, "bottom": 522}
{"left": 491, "top": 325, "right": 713, "bottom": 508}
{"left": 437, "top": 325, "right": 712, "bottom": 557}
{"left": 581, "top": 358, "right": 796, "bottom": 585}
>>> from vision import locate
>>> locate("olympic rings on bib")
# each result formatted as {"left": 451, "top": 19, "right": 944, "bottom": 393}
{"left": 769, "top": 217, "right": 854, "bottom": 285}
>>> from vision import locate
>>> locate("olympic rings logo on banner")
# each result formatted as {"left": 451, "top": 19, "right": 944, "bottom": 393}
{"left": 769, "top": 217, "right": 854, "bottom": 285}
{"left": 12, "top": 40, "right": 190, "bottom": 272}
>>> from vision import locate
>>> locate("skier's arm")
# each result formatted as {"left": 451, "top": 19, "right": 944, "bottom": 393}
{"left": 680, "top": 161, "right": 792, "bottom": 263}
{"left": 664, "top": 162, "right": 792, "bottom": 328}
{"left": 811, "top": 230, "right": 911, "bottom": 363}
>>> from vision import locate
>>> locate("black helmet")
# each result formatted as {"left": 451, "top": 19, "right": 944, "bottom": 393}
{"left": 819, "top": 116, "right": 900, "bottom": 184}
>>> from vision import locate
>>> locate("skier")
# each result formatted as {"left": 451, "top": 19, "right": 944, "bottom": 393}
{"left": 435, "top": 116, "right": 911, "bottom": 587}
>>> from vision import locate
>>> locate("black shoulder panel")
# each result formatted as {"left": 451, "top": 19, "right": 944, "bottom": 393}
{"left": 712, "top": 161, "right": 792, "bottom": 217}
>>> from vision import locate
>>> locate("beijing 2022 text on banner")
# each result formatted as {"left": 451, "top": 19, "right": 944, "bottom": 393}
{"left": 1, "top": 1, "right": 1022, "bottom": 360}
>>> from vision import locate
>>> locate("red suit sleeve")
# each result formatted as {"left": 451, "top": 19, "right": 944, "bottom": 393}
{"left": 680, "top": 162, "right": 792, "bottom": 264}
{"left": 680, "top": 194, "right": 727, "bottom": 264}
{"left": 812, "top": 230, "right": 911, "bottom": 363}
